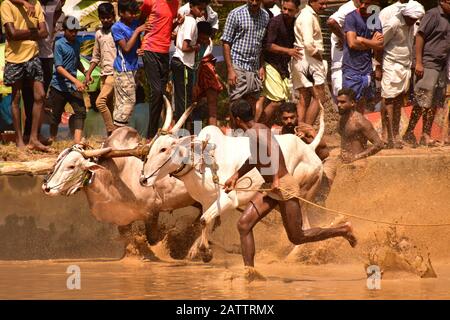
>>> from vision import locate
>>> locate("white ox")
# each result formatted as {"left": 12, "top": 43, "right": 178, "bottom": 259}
{"left": 42, "top": 99, "right": 197, "bottom": 245}
{"left": 139, "top": 107, "right": 325, "bottom": 262}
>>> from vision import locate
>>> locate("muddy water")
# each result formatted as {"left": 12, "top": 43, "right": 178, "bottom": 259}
{"left": 1, "top": 258, "right": 450, "bottom": 299}
{"left": 1, "top": 150, "right": 450, "bottom": 299}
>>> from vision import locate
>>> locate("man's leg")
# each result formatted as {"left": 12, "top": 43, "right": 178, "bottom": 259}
{"left": 421, "top": 107, "right": 436, "bottom": 145}
{"left": 306, "top": 84, "right": 325, "bottom": 125}
{"left": 28, "top": 79, "right": 49, "bottom": 151}
{"left": 441, "top": 93, "right": 450, "bottom": 145}
{"left": 171, "top": 57, "right": 187, "bottom": 123}
{"left": 68, "top": 91, "right": 87, "bottom": 144}
{"left": 10, "top": 81, "right": 26, "bottom": 148}
{"left": 260, "top": 100, "right": 282, "bottom": 125}
{"left": 296, "top": 88, "right": 312, "bottom": 123}
{"left": 254, "top": 96, "right": 265, "bottom": 122}
{"left": 145, "top": 52, "right": 169, "bottom": 139}
{"left": 205, "top": 88, "right": 218, "bottom": 126}
{"left": 46, "top": 87, "right": 66, "bottom": 141}
{"left": 237, "top": 193, "right": 278, "bottom": 267}
{"left": 423, "top": 79, "right": 446, "bottom": 145}
{"left": 113, "top": 72, "right": 136, "bottom": 128}
{"left": 393, "top": 94, "right": 404, "bottom": 146}
{"left": 22, "top": 83, "right": 34, "bottom": 139}
{"left": 279, "top": 198, "right": 357, "bottom": 247}
{"left": 382, "top": 97, "right": 395, "bottom": 148}
{"left": 96, "top": 75, "right": 115, "bottom": 135}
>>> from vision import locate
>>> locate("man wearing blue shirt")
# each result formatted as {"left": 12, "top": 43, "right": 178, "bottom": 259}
{"left": 111, "top": 0, "right": 146, "bottom": 128}
{"left": 46, "top": 16, "right": 87, "bottom": 144}
{"left": 343, "top": 0, "right": 383, "bottom": 113}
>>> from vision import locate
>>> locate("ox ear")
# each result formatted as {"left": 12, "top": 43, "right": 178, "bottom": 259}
{"left": 176, "top": 135, "right": 195, "bottom": 147}
{"left": 80, "top": 159, "right": 106, "bottom": 172}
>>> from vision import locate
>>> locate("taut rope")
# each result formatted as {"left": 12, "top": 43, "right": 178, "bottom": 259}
{"left": 216, "top": 177, "right": 450, "bottom": 228}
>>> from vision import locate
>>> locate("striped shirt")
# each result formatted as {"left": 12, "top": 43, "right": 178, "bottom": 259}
{"left": 221, "top": 5, "right": 270, "bottom": 72}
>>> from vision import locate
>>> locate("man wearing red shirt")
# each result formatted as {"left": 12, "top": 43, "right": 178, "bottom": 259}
{"left": 140, "top": 0, "right": 179, "bottom": 139}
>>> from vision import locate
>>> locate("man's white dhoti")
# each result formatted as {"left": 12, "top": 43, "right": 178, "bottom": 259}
{"left": 381, "top": 61, "right": 411, "bottom": 99}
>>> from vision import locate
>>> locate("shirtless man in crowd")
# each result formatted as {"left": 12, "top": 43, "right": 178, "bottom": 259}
{"left": 223, "top": 99, "right": 357, "bottom": 280}
{"left": 337, "top": 88, "right": 384, "bottom": 163}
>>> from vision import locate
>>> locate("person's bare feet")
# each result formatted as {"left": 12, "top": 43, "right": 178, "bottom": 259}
{"left": 16, "top": 140, "right": 27, "bottom": 150}
{"left": 244, "top": 266, "right": 266, "bottom": 283}
{"left": 342, "top": 222, "right": 357, "bottom": 247}
{"left": 402, "top": 132, "right": 417, "bottom": 147}
{"left": 28, "top": 138, "right": 51, "bottom": 152}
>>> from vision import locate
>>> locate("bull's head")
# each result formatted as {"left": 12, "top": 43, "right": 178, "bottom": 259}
{"left": 42, "top": 144, "right": 112, "bottom": 196}
{"left": 139, "top": 103, "right": 196, "bottom": 187}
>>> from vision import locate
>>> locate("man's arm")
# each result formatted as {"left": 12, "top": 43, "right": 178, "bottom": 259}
{"left": 352, "top": 117, "right": 383, "bottom": 161}
{"left": 415, "top": 32, "right": 425, "bottom": 78}
{"left": 56, "top": 66, "right": 86, "bottom": 91}
{"left": 346, "top": 31, "right": 384, "bottom": 51}
{"left": 265, "top": 21, "right": 301, "bottom": 59}
{"left": 86, "top": 33, "right": 100, "bottom": 83}
{"left": 221, "top": 12, "right": 237, "bottom": 86}
{"left": 77, "top": 59, "right": 86, "bottom": 75}
{"left": 267, "top": 43, "right": 302, "bottom": 59}
{"left": 327, "top": 17, "right": 345, "bottom": 48}
{"left": 116, "top": 24, "right": 146, "bottom": 54}
{"left": 181, "top": 39, "right": 199, "bottom": 53}
{"left": 54, "top": 0, "right": 65, "bottom": 30}
{"left": 223, "top": 41, "right": 237, "bottom": 86}
{"left": 9, "top": 0, "right": 35, "bottom": 17}
{"left": 3, "top": 22, "right": 37, "bottom": 41}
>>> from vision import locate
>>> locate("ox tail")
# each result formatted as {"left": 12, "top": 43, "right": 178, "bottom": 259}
{"left": 309, "top": 101, "right": 325, "bottom": 151}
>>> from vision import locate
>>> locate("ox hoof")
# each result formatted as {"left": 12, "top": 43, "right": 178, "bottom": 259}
{"left": 199, "top": 245, "right": 213, "bottom": 263}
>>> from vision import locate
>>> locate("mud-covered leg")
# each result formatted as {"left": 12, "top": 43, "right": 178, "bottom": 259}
{"left": 145, "top": 211, "right": 161, "bottom": 245}
{"left": 118, "top": 222, "right": 157, "bottom": 261}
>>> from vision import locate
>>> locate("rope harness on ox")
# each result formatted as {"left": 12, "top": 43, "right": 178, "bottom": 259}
{"left": 43, "top": 144, "right": 95, "bottom": 194}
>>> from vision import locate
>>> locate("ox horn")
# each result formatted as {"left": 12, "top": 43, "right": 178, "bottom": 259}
{"left": 80, "top": 147, "right": 112, "bottom": 159}
{"left": 161, "top": 95, "right": 173, "bottom": 131}
{"left": 170, "top": 102, "right": 197, "bottom": 133}
{"left": 100, "top": 145, "right": 150, "bottom": 159}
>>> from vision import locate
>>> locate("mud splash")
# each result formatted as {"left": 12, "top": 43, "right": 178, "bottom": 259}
{"left": 366, "top": 226, "right": 437, "bottom": 278}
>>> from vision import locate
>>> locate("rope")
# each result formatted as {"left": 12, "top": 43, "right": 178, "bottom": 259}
{"left": 216, "top": 177, "right": 450, "bottom": 228}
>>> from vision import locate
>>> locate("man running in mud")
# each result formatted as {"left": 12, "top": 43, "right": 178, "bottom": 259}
{"left": 224, "top": 99, "right": 357, "bottom": 279}
{"left": 337, "top": 88, "right": 384, "bottom": 163}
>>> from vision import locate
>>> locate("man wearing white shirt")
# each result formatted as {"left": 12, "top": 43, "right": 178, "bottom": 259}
{"left": 378, "top": 0, "right": 409, "bottom": 26}
{"left": 291, "top": 0, "right": 327, "bottom": 125}
{"left": 178, "top": 0, "right": 219, "bottom": 36}
{"left": 171, "top": 0, "right": 207, "bottom": 122}
{"left": 327, "top": 0, "right": 360, "bottom": 99}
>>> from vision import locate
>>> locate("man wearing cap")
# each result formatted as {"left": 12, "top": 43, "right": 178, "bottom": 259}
{"left": 46, "top": 16, "right": 87, "bottom": 144}
{"left": 380, "top": 1, "right": 425, "bottom": 149}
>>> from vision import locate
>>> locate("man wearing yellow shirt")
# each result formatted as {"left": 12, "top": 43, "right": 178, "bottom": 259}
{"left": 1, "top": 0, "right": 49, "bottom": 151}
